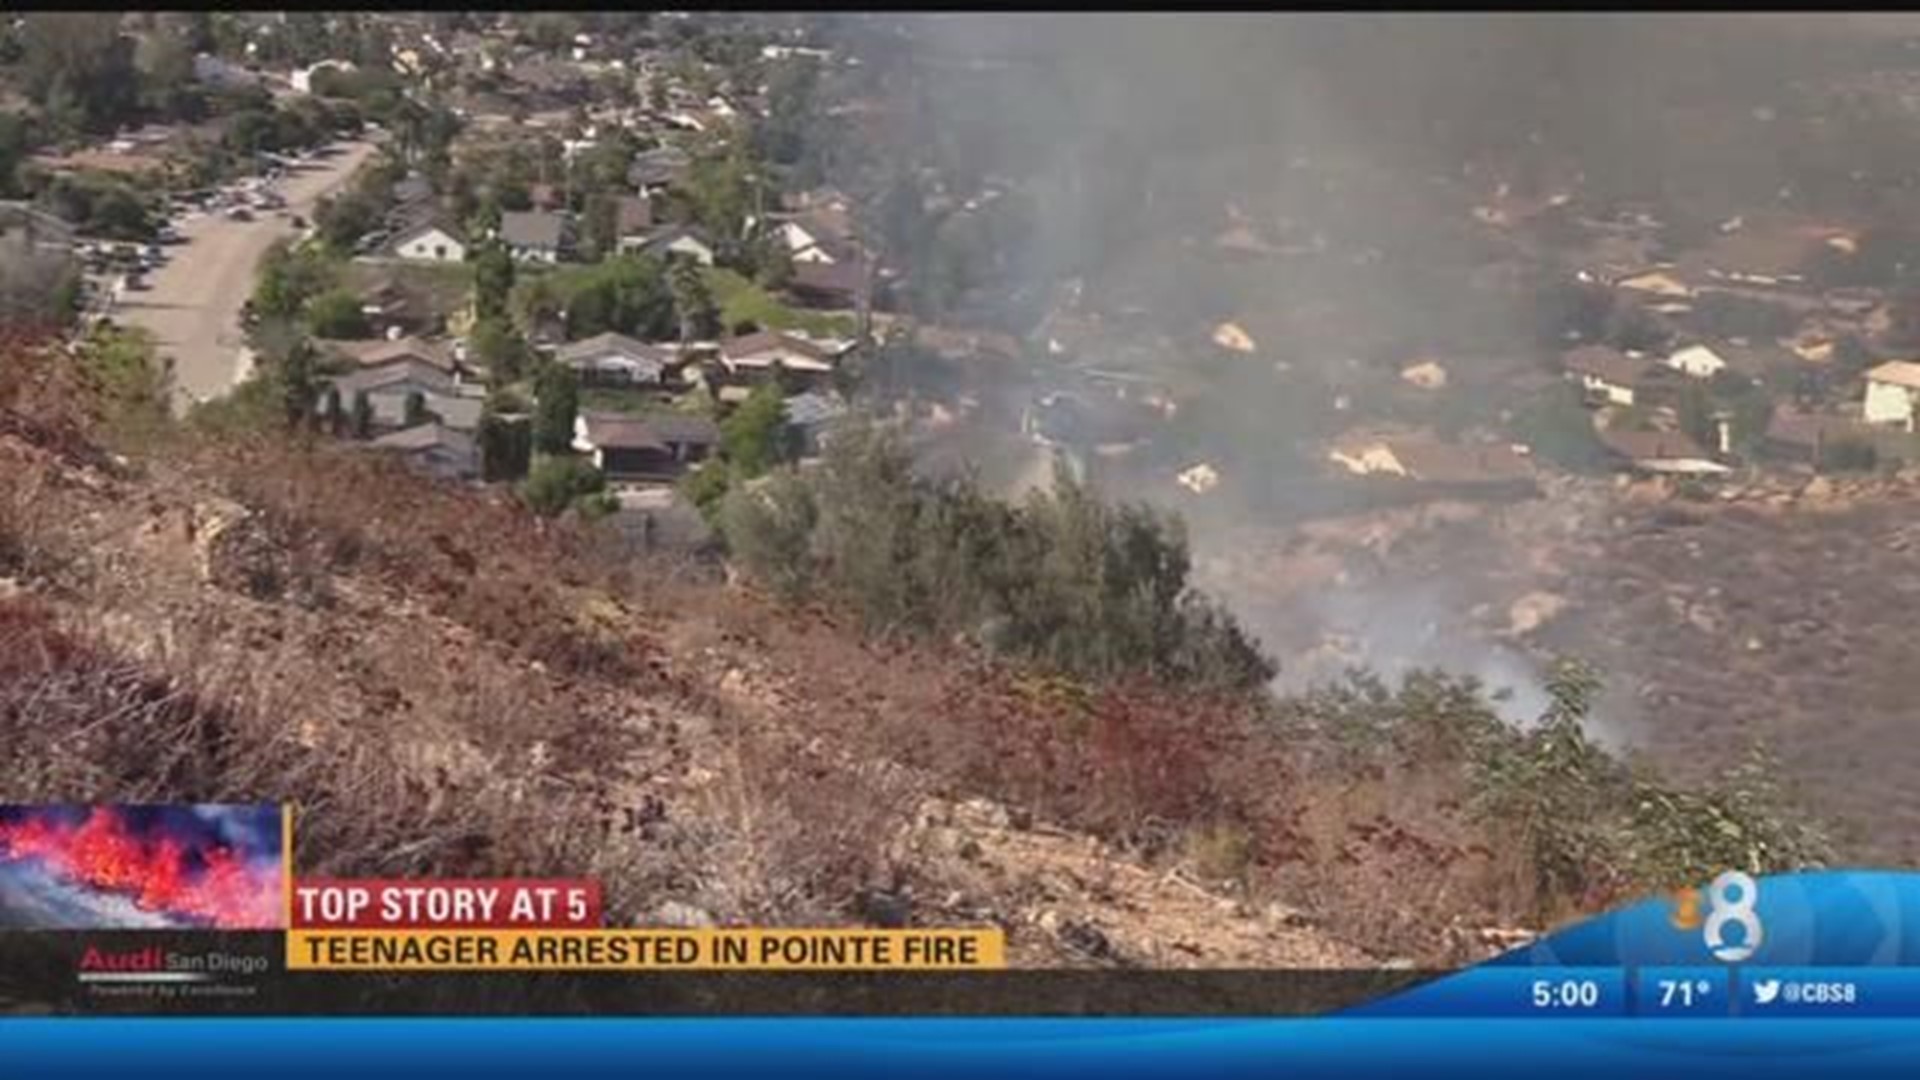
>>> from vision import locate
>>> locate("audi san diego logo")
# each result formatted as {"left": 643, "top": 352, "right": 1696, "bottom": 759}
{"left": 77, "top": 944, "right": 270, "bottom": 999}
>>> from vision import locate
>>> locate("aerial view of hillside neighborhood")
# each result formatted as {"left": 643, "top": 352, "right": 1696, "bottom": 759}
{"left": 7, "top": 12, "right": 1920, "bottom": 969}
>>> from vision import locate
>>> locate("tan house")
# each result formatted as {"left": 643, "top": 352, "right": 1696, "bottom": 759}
{"left": 1562, "top": 345, "right": 1655, "bottom": 406}
{"left": 1615, "top": 269, "right": 1695, "bottom": 299}
{"left": 1864, "top": 361, "right": 1920, "bottom": 431}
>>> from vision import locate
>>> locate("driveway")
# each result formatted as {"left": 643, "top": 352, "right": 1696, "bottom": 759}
{"left": 114, "top": 140, "right": 378, "bottom": 413}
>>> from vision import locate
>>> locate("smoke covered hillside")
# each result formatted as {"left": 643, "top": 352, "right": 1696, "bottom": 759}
{"left": 799, "top": 16, "right": 1920, "bottom": 859}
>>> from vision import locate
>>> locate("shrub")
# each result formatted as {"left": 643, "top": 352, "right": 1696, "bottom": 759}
{"left": 1823, "top": 438, "right": 1878, "bottom": 473}
{"left": 716, "top": 472, "right": 818, "bottom": 602}
{"left": 719, "top": 418, "right": 1276, "bottom": 693}
{"left": 305, "top": 288, "right": 371, "bottom": 339}
{"left": 520, "top": 455, "right": 605, "bottom": 518}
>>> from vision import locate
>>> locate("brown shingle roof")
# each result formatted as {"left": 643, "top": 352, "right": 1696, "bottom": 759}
{"left": 1388, "top": 439, "right": 1534, "bottom": 485}
{"left": 1597, "top": 427, "right": 1712, "bottom": 463}
{"left": 579, "top": 411, "right": 718, "bottom": 452}
{"left": 1766, "top": 407, "right": 1869, "bottom": 450}
{"left": 1562, "top": 345, "right": 1653, "bottom": 387}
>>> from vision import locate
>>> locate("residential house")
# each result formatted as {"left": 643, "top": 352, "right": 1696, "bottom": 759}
{"left": 1614, "top": 268, "right": 1696, "bottom": 300}
{"left": 717, "top": 330, "right": 852, "bottom": 384}
{"left": 611, "top": 194, "right": 655, "bottom": 254}
{"left": 1678, "top": 219, "right": 1853, "bottom": 288}
{"left": 636, "top": 225, "right": 716, "bottom": 266}
{"left": 0, "top": 201, "right": 76, "bottom": 254}
{"left": 390, "top": 173, "right": 435, "bottom": 215}
{"left": 1023, "top": 389, "right": 1157, "bottom": 451}
{"left": 389, "top": 219, "right": 468, "bottom": 264}
{"left": 1400, "top": 358, "right": 1449, "bottom": 391}
{"left": 786, "top": 259, "right": 862, "bottom": 310}
{"left": 1664, "top": 344, "right": 1729, "bottom": 380}
{"left": 357, "top": 282, "right": 439, "bottom": 339}
{"left": 783, "top": 391, "right": 848, "bottom": 456}
{"left": 327, "top": 337, "right": 471, "bottom": 382}
{"left": 775, "top": 212, "right": 858, "bottom": 265}
{"left": 556, "top": 332, "right": 676, "bottom": 386}
{"left": 1328, "top": 432, "right": 1535, "bottom": 493}
{"left": 1562, "top": 345, "right": 1656, "bottom": 406}
{"left": 912, "top": 324, "right": 1023, "bottom": 364}
{"left": 324, "top": 359, "right": 457, "bottom": 431}
{"left": 1765, "top": 407, "right": 1874, "bottom": 468}
{"left": 1864, "top": 361, "right": 1920, "bottom": 431}
{"left": 1596, "top": 428, "right": 1730, "bottom": 476}
{"left": 571, "top": 412, "right": 718, "bottom": 481}
{"left": 500, "top": 210, "right": 572, "bottom": 264}
{"left": 193, "top": 53, "right": 260, "bottom": 90}
{"left": 366, "top": 423, "right": 479, "bottom": 481}
{"left": 628, "top": 147, "right": 692, "bottom": 195}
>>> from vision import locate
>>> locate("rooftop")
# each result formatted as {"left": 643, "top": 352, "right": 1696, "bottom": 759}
{"left": 1867, "top": 361, "right": 1920, "bottom": 390}
{"left": 1563, "top": 344, "right": 1654, "bottom": 386}
{"left": 500, "top": 210, "right": 569, "bottom": 249}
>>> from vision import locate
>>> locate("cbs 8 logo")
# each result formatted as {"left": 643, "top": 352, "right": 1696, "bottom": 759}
{"left": 1703, "top": 870, "right": 1763, "bottom": 962}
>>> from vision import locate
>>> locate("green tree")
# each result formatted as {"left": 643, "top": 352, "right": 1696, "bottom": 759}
{"left": 313, "top": 192, "right": 381, "bottom": 254}
{"left": 720, "top": 381, "right": 793, "bottom": 479}
{"left": 1512, "top": 383, "right": 1606, "bottom": 473}
{"left": 579, "top": 193, "right": 621, "bottom": 262}
{"left": 1677, "top": 382, "right": 1716, "bottom": 452}
{"left": 561, "top": 256, "right": 675, "bottom": 340}
{"left": 716, "top": 470, "right": 819, "bottom": 601}
{"left": 717, "top": 419, "right": 1276, "bottom": 692}
{"left": 280, "top": 339, "right": 320, "bottom": 430}
{"left": 469, "top": 315, "right": 528, "bottom": 384}
{"left": 478, "top": 409, "right": 533, "bottom": 482}
{"left": 21, "top": 14, "right": 139, "bottom": 135}
{"left": 472, "top": 242, "right": 516, "bottom": 322}
{"left": 306, "top": 288, "right": 371, "bottom": 339}
{"left": 531, "top": 362, "right": 580, "bottom": 455}
{"left": 520, "top": 455, "right": 605, "bottom": 517}
{"left": 669, "top": 257, "right": 719, "bottom": 343}
{"left": 0, "top": 114, "right": 27, "bottom": 199}
{"left": 250, "top": 242, "right": 336, "bottom": 322}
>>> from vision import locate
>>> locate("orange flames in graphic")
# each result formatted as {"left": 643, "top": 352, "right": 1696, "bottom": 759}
{"left": 0, "top": 808, "right": 280, "bottom": 928}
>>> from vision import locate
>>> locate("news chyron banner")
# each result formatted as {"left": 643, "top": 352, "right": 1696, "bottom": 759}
{"left": 282, "top": 809, "right": 1005, "bottom": 974}
{"left": 289, "top": 878, "right": 1003, "bottom": 972}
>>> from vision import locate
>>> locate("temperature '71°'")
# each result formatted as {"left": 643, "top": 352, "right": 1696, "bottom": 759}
{"left": 1658, "top": 980, "right": 1714, "bottom": 1008}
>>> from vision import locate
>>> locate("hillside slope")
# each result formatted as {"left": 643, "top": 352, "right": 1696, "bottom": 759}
{"left": 3, "top": 340, "right": 1812, "bottom": 968}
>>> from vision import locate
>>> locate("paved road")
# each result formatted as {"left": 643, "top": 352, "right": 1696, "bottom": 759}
{"left": 115, "top": 140, "right": 377, "bottom": 413}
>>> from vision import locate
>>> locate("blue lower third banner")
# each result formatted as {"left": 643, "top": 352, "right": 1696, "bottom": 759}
{"left": 18, "top": 1019, "right": 1920, "bottom": 1079}
{"left": 1738, "top": 968, "right": 1920, "bottom": 1018}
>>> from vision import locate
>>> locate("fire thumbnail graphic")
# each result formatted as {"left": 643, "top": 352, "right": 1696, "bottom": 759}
{"left": 0, "top": 805, "right": 284, "bottom": 930}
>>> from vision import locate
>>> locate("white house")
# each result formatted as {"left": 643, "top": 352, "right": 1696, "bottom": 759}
{"left": 389, "top": 221, "right": 467, "bottom": 264}
{"left": 718, "top": 330, "right": 850, "bottom": 377}
{"left": 556, "top": 333, "right": 673, "bottom": 385}
{"left": 1864, "top": 361, "right": 1920, "bottom": 431}
{"left": 1562, "top": 345, "right": 1653, "bottom": 408}
{"left": 1665, "top": 344, "right": 1728, "bottom": 380}
{"left": 499, "top": 211, "right": 571, "bottom": 265}
{"left": 638, "top": 226, "right": 716, "bottom": 266}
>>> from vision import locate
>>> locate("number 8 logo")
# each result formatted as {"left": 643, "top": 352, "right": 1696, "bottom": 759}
{"left": 1704, "top": 870, "right": 1763, "bottom": 962}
